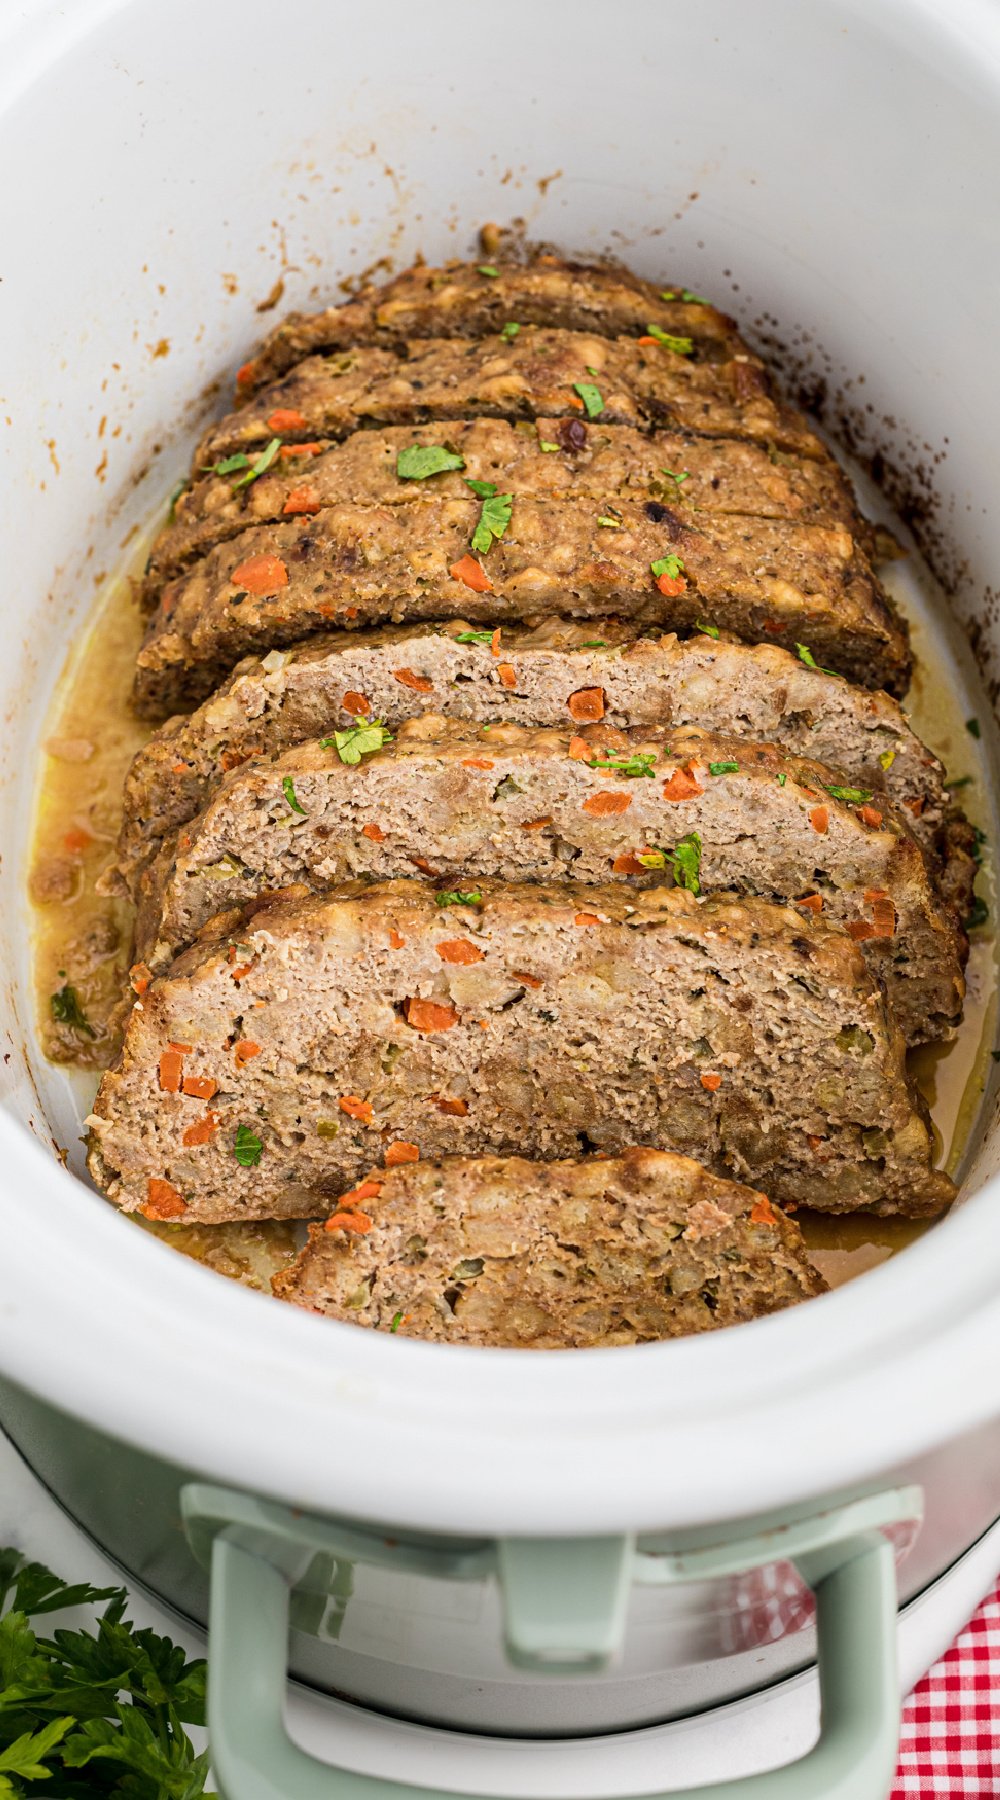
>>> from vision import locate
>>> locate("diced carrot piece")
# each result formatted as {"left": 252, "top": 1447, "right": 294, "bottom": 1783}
{"left": 497, "top": 663, "right": 517, "bottom": 689}
{"left": 169, "top": 1041, "right": 193, "bottom": 1051}
{"left": 182, "top": 1074, "right": 218, "bottom": 1099}
{"left": 568, "top": 735, "right": 591, "bottom": 761}
{"left": 700, "top": 1072, "right": 723, "bottom": 1092}
{"left": 172, "top": 761, "right": 188, "bottom": 773}
{"left": 903, "top": 795, "right": 925, "bottom": 818}
{"left": 341, "top": 690, "right": 369, "bottom": 716}
{"left": 866, "top": 891, "right": 897, "bottom": 939}
{"left": 220, "top": 748, "right": 250, "bottom": 772}
{"left": 234, "top": 1041, "right": 262, "bottom": 1065}
{"left": 334, "top": 1179, "right": 382, "bottom": 1209}
{"left": 490, "top": 627, "right": 502, "bottom": 657}
{"left": 339, "top": 1095, "right": 374, "bottom": 1123}
{"left": 796, "top": 893, "right": 823, "bottom": 913}
{"left": 142, "top": 1178, "right": 187, "bottom": 1220}
{"left": 846, "top": 920, "right": 874, "bottom": 941}
{"left": 655, "top": 572, "right": 687, "bottom": 597}
{"left": 583, "top": 790, "right": 631, "bottom": 816}
{"left": 129, "top": 962, "right": 152, "bottom": 996}
{"left": 409, "top": 856, "right": 440, "bottom": 876}
{"left": 344, "top": 606, "right": 359, "bottom": 621}
{"left": 236, "top": 360, "right": 257, "bottom": 389}
{"left": 405, "top": 997, "right": 460, "bottom": 1032}
{"left": 384, "top": 1141, "right": 420, "bottom": 1166}
{"left": 637, "top": 335, "right": 659, "bottom": 347}
{"left": 362, "top": 822, "right": 386, "bottom": 842}
{"left": 613, "top": 853, "right": 644, "bottom": 874}
{"left": 158, "top": 1048, "right": 184, "bottom": 1093}
{"left": 462, "top": 757, "right": 495, "bottom": 770}
{"left": 434, "top": 1095, "right": 469, "bottom": 1116}
{"left": 392, "top": 667, "right": 434, "bottom": 692}
{"left": 324, "top": 1211, "right": 374, "bottom": 1234}
{"left": 436, "top": 939, "right": 484, "bottom": 965}
{"left": 662, "top": 764, "right": 703, "bottom": 801}
{"left": 521, "top": 815, "right": 553, "bottom": 830}
{"left": 63, "top": 827, "right": 92, "bottom": 854}
{"left": 750, "top": 1196, "right": 777, "bottom": 1225}
{"left": 388, "top": 929, "right": 406, "bottom": 949}
{"left": 511, "top": 969, "right": 543, "bottom": 987}
{"left": 567, "top": 392, "right": 585, "bottom": 410}
{"left": 449, "top": 554, "right": 492, "bottom": 592}
{"left": 231, "top": 553, "right": 288, "bottom": 595}
{"left": 182, "top": 1112, "right": 219, "bottom": 1147}
{"left": 810, "top": 806, "right": 829, "bottom": 834}
{"left": 282, "top": 485, "right": 321, "bottom": 516}
{"left": 567, "top": 686, "right": 606, "bottom": 722}
{"left": 762, "top": 619, "right": 787, "bottom": 634}
{"left": 858, "top": 805, "right": 884, "bottom": 828}
{"left": 279, "top": 441, "right": 324, "bottom": 459}
{"left": 267, "top": 407, "right": 308, "bottom": 432}
{"left": 574, "top": 912, "right": 601, "bottom": 927}
{"left": 229, "top": 958, "right": 256, "bottom": 982}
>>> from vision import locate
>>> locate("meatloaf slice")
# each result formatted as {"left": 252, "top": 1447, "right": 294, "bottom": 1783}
{"left": 194, "top": 331, "right": 821, "bottom": 469}
{"left": 271, "top": 1149, "right": 827, "bottom": 1347}
{"left": 133, "top": 717, "right": 963, "bottom": 1045}
{"left": 240, "top": 257, "right": 744, "bottom": 394}
{"left": 151, "top": 419, "right": 868, "bottom": 598}
{"left": 86, "top": 878, "right": 954, "bottom": 1223}
{"left": 133, "top": 500, "right": 906, "bottom": 717}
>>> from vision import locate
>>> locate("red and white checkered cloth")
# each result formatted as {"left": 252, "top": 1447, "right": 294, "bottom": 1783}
{"left": 892, "top": 1584, "right": 1000, "bottom": 1797}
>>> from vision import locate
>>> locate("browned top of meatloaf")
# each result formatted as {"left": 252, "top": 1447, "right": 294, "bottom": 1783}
{"left": 86, "top": 878, "right": 954, "bottom": 1225}
{"left": 272, "top": 1148, "right": 827, "bottom": 1347}
{"left": 134, "top": 715, "right": 963, "bottom": 1047}
{"left": 114, "top": 626, "right": 958, "bottom": 907}
{"left": 152, "top": 419, "right": 868, "bottom": 596}
{"left": 240, "top": 256, "right": 744, "bottom": 393}
{"left": 195, "top": 329, "right": 821, "bottom": 469}
{"left": 133, "top": 498, "right": 906, "bottom": 717}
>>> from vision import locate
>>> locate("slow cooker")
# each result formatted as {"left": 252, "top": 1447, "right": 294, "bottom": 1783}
{"left": 2, "top": 1, "right": 1000, "bottom": 1795}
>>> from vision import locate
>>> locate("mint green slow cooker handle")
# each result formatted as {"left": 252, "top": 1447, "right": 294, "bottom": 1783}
{"left": 183, "top": 1483, "right": 919, "bottom": 1800}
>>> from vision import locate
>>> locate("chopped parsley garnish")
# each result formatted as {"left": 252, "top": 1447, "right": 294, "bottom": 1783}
{"left": 469, "top": 487, "right": 513, "bottom": 554}
{"left": 644, "top": 323, "right": 694, "bottom": 355}
{"left": 578, "top": 639, "right": 607, "bottom": 649}
{"left": 397, "top": 444, "right": 466, "bottom": 480}
{"left": 795, "top": 642, "right": 838, "bottom": 677}
{"left": 234, "top": 1123, "right": 263, "bottom": 1167}
{"left": 465, "top": 478, "right": 497, "bottom": 499}
{"left": 660, "top": 290, "right": 677, "bottom": 300}
{"left": 390, "top": 1311, "right": 404, "bottom": 1332}
{"left": 651, "top": 553, "right": 685, "bottom": 581}
{"left": 596, "top": 514, "right": 623, "bottom": 529}
{"left": 586, "top": 751, "right": 657, "bottom": 779}
{"left": 878, "top": 750, "right": 896, "bottom": 771}
{"left": 435, "top": 890, "right": 484, "bottom": 907}
{"left": 824, "top": 784, "right": 874, "bottom": 804}
{"left": 233, "top": 435, "right": 281, "bottom": 488}
{"left": 500, "top": 321, "right": 521, "bottom": 341}
{"left": 776, "top": 773, "right": 787, "bottom": 787}
{"left": 668, "top": 831, "right": 702, "bottom": 895}
{"left": 454, "top": 629, "right": 496, "bottom": 644}
{"left": 967, "top": 717, "right": 982, "bottom": 739}
{"left": 708, "top": 761, "right": 739, "bottom": 776}
{"left": 167, "top": 478, "right": 188, "bottom": 520}
{"left": 681, "top": 289, "right": 708, "bottom": 304}
{"left": 661, "top": 467, "right": 690, "bottom": 486}
{"left": 321, "top": 719, "right": 394, "bottom": 765}
{"left": 695, "top": 619, "right": 719, "bottom": 639}
{"left": 538, "top": 439, "right": 560, "bottom": 453}
{"left": 966, "top": 895, "right": 989, "bottom": 931}
{"left": 572, "top": 381, "right": 604, "bottom": 419}
{"left": 946, "top": 774, "right": 973, "bottom": 790}
{"left": 209, "top": 452, "right": 251, "bottom": 475}
{"left": 282, "top": 775, "right": 306, "bottom": 815}
{"left": 636, "top": 848, "right": 666, "bottom": 868}
{"left": 477, "top": 264, "right": 499, "bottom": 277}
{"left": 50, "top": 983, "right": 95, "bottom": 1038}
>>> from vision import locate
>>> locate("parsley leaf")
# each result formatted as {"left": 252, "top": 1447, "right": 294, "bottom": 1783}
{"left": 661, "top": 467, "right": 690, "bottom": 486}
{"left": 643, "top": 323, "right": 694, "bottom": 356}
{"left": 50, "top": 984, "right": 95, "bottom": 1038}
{"left": 500, "top": 321, "right": 520, "bottom": 341}
{"left": 235, "top": 1123, "right": 263, "bottom": 1167}
{"left": 966, "top": 895, "right": 989, "bottom": 931}
{"left": 967, "top": 717, "right": 982, "bottom": 739}
{"left": 233, "top": 435, "right": 281, "bottom": 488}
{"left": 321, "top": 720, "right": 393, "bottom": 765}
{"left": 390, "top": 1311, "right": 404, "bottom": 1332}
{"left": 470, "top": 490, "right": 513, "bottom": 554}
{"left": 681, "top": 289, "right": 708, "bottom": 304}
{"left": 572, "top": 381, "right": 604, "bottom": 419}
{"left": 464, "top": 478, "right": 497, "bottom": 499}
{"left": 577, "top": 640, "right": 607, "bottom": 649}
{"left": 776, "top": 773, "right": 787, "bottom": 786}
{"left": 651, "top": 553, "right": 685, "bottom": 581}
{"left": 397, "top": 444, "right": 466, "bottom": 480}
{"left": 207, "top": 452, "right": 251, "bottom": 476}
{"left": 435, "top": 890, "right": 483, "bottom": 907}
{"left": 694, "top": 619, "right": 719, "bottom": 639}
{"left": 282, "top": 775, "right": 307, "bottom": 815}
{"left": 668, "top": 831, "right": 702, "bottom": 895}
{"left": 708, "top": 761, "right": 739, "bottom": 775}
{"left": 166, "top": 478, "right": 188, "bottom": 520}
{"left": 596, "top": 515, "right": 623, "bottom": 528}
{"left": 659, "top": 289, "right": 677, "bottom": 300}
{"left": 454, "top": 630, "right": 496, "bottom": 644}
{"left": 824, "top": 783, "right": 874, "bottom": 804}
{"left": 477, "top": 264, "right": 499, "bottom": 277}
{"left": 878, "top": 749, "right": 896, "bottom": 771}
{"left": 586, "top": 752, "right": 657, "bottom": 779}
{"left": 795, "top": 642, "right": 838, "bottom": 677}
{"left": 946, "top": 774, "right": 973, "bottom": 790}
{"left": 538, "top": 439, "right": 560, "bottom": 453}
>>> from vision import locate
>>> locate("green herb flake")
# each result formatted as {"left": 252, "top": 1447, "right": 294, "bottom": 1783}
{"left": 967, "top": 717, "right": 982, "bottom": 739}
{"left": 695, "top": 619, "right": 719, "bottom": 639}
{"left": 660, "top": 290, "right": 677, "bottom": 300}
{"left": 390, "top": 1310, "right": 404, "bottom": 1332}
{"left": 946, "top": 774, "right": 973, "bottom": 790}
{"left": 233, "top": 435, "right": 281, "bottom": 488}
{"left": 708, "top": 761, "right": 739, "bottom": 776}
{"left": 681, "top": 289, "right": 708, "bottom": 304}
{"left": 500, "top": 321, "right": 521, "bottom": 341}
{"left": 209, "top": 452, "right": 251, "bottom": 475}
{"left": 597, "top": 514, "right": 623, "bottom": 529}
{"left": 878, "top": 750, "right": 896, "bottom": 771}
{"left": 321, "top": 719, "right": 394, "bottom": 765}
{"left": 477, "top": 264, "right": 499, "bottom": 277}
{"left": 966, "top": 895, "right": 989, "bottom": 931}
{"left": 991, "top": 1050, "right": 1000, "bottom": 1064}
{"left": 577, "top": 639, "right": 607, "bottom": 649}
{"left": 651, "top": 553, "right": 685, "bottom": 581}
{"left": 50, "top": 983, "right": 95, "bottom": 1038}
{"left": 636, "top": 848, "right": 667, "bottom": 868}
{"left": 454, "top": 629, "right": 496, "bottom": 644}
{"left": 397, "top": 444, "right": 466, "bottom": 480}
{"left": 586, "top": 751, "right": 657, "bottom": 779}
{"left": 282, "top": 774, "right": 307, "bottom": 815}
{"left": 795, "top": 642, "right": 838, "bottom": 677}
{"left": 235, "top": 1123, "right": 263, "bottom": 1168}
{"left": 644, "top": 323, "right": 694, "bottom": 355}
{"left": 538, "top": 439, "right": 560, "bottom": 453}
{"left": 435, "top": 890, "right": 484, "bottom": 907}
{"left": 464, "top": 477, "right": 497, "bottom": 499}
{"left": 776, "top": 772, "right": 787, "bottom": 787}
{"left": 166, "top": 478, "right": 188, "bottom": 521}
{"left": 824, "top": 783, "right": 874, "bottom": 804}
{"left": 572, "top": 381, "right": 604, "bottom": 419}
{"left": 470, "top": 490, "right": 513, "bottom": 554}
{"left": 668, "top": 831, "right": 702, "bottom": 895}
{"left": 661, "top": 467, "right": 690, "bottom": 486}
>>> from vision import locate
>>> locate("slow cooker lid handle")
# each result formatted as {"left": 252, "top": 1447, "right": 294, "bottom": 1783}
{"left": 183, "top": 1482, "right": 919, "bottom": 1800}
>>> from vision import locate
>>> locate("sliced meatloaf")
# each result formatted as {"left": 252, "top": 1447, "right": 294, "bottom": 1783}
{"left": 272, "top": 1149, "right": 826, "bottom": 1347}
{"left": 240, "top": 256, "right": 744, "bottom": 395}
{"left": 194, "top": 331, "right": 821, "bottom": 469}
{"left": 133, "top": 500, "right": 905, "bottom": 717}
{"left": 86, "top": 879, "right": 955, "bottom": 1223}
{"left": 132, "top": 717, "right": 963, "bottom": 1045}
{"left": 152, "top": 418, "right": 867, "bottom": 598}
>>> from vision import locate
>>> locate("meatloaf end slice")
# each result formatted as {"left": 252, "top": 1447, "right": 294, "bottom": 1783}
{"left": 271, "top": 1149, "right": 827, "bottom": 1346}
{"left": 86, "top": 878, "right": 955, "bottom": 1224}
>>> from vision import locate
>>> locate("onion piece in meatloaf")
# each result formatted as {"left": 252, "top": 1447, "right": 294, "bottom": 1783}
{"left": 113, "top": 625, "right": 971, "bottom": 913}
{"left": 150, "top": 419, "right": 868, "bottom": 596}
{"left": 238, "top": 254, "right": 746, "bottom": 394}
{"left": 86, "top": 879, "right": 955, "bottom": 1224}
{"left": 133, "top": 498, "right": 905, "bottom": 717}
{"left": 133, "top": 718, "right": 963, "bottom": 1047}
{"left": 272, "top": 1150, "right": 827, "bottom": 1347}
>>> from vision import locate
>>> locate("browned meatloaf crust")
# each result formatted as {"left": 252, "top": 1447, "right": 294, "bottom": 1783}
{"left": 133, "top": 500, "right": 906, "bottom": 716}
{"left": 133, "top": 717, "right": 963, "bottom": 1045}
{"left": 239, "top": 256, "right": 745, "bottom": 394}
{"left": 114, "top": 626, "right": 968, "bottom": 910}
{"left": 272, "top": 1149, "right": 827, "bottom": 1347}
{"left": 86, "top": 879, "right": 955, "bottom": 1224}
{"left": 194, "top": 330, "right": 822, "bottom": 470}
{"left": 152, "top": 420, "right": 868, "bottom": 596}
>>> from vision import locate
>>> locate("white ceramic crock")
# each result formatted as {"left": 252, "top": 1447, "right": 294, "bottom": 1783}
{"left": 2, "top": 0, "right": 1000, "bottom": 1791}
